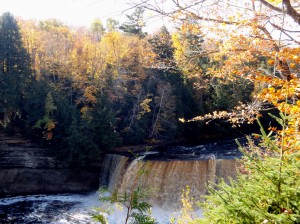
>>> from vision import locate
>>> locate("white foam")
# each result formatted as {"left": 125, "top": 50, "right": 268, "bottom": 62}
{"left": 0, "top": 192, "right": 202, "bottom": 223}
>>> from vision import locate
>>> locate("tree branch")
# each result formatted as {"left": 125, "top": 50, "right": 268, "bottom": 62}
{"left": 268, "top": 21, "right": 300, "bottom": 33}
{"left": 257, "top": 26, "right": 280, "bottom": 52}
{"left": 283, "top": 0, "right": 300, "bottom": 25}
{"left": 259, "top": 0, "right": 300, "bottom": 25}
{"left": 258, "top": 0, "right": 283, "bottom": 13}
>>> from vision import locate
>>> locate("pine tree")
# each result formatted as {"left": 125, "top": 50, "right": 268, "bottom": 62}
{"left": 148, "top": 26, "right": 176, "bottom": 68}
{"left": 0, "top": 12, "right": 32, "bottom": 130}
{"left": 200, "top": 117, "right": 300, "bottom": 223}
{"left": 119, "top": 7, "right": 146, "bottom": 38}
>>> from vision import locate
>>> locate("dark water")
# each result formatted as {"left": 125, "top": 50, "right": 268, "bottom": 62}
{"left": 0, "top": 193, "right": 183, "bottom": 223}
{"left": 0, "top": 140, "right": 241, "bottom": 223}
{"left": 0, "top": 194, "right": 100, "bottom": 224}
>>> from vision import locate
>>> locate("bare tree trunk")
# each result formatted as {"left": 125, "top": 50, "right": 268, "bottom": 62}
{"left": 128, "top": 92, "right": 142, "bottom": 130}
{"left": 150, "top": 90, "right": 165, "bottom": 138}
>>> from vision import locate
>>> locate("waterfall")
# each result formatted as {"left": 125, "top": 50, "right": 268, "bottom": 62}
{"left": 119, "top": 158, "right": 236, "bottom": 209}
{"left": 99, "top": 154, "right": 130, "bottom": 190}
{"left": 99, "top": 154, "right": 237, "bottom": 210}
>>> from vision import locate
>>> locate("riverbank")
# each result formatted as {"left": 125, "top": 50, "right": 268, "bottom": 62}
{"left": 0, "top": 134, "right": 100, "bottom": 196}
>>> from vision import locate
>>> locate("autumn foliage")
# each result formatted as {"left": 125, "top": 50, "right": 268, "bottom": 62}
{"left": 135, "top": 0, "right": 300, "bottom": 222}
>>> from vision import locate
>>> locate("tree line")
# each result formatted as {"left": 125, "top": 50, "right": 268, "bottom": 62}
{"left": 0, "top": 9, "right": 253, "bottom": 166}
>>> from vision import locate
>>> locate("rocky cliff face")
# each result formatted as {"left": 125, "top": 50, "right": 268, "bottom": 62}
{"left": 0, "top": 135, "right": 100, "bottom": 196}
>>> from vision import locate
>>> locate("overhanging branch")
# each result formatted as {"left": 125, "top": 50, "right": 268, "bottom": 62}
{"left": 259, "top": 0, "right": 300, "bottom": 25}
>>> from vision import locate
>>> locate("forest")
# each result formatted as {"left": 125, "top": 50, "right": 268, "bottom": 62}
{"left": 0, "top": 9, "right": 254, "bottom": 166}
{"left": 0, "top": 0, "right": 300, "bottom": 222}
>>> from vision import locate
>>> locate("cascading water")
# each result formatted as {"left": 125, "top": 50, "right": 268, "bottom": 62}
{"left": 100, "top": 154, "right": 237, "bottom": 210}
{"left": 99, "top": 154, "right": 130, "bottom": 189}
{"left": 0, "top": 141, "right": 241, "bottom": 223}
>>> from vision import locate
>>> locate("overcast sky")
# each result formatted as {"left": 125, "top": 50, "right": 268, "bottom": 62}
{"left": 0, "top": 0, "right": 165, "bottom": 32}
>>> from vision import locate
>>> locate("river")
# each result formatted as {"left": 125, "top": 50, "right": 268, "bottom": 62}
{"left": 0, "top": 140, "right": 241, "bottom": 223}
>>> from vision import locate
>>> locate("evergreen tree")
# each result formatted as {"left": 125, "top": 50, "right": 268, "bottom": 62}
{"left": 0, "top": 12, "right": 32, "bottom": 131}
{"left": 119, "top": 7, "right": 146, "bottom": 38}
{"left": 148, "top": 26, "right": 175, "bottom": 64}
{"left": 152, "top": 26, "right": 171, "bottom": 54}
{"left": 200, "top": 118, "right": 300, "bottom": 223}
{"left": 60, "top": 92, "right": 118, "bottom": 166}
{"left": 89, "top": 94, "right": 118, "bottom": 152}
{"left": 59, "top": 107, "right": 95, "bottom": 166}
{"left": 146, "top": 27, "right": 190, "bottom": 141}
{"left": 207, "top": 77, "right": 254, "bottom": 112}
{"left": 22, "top": 79, "right": 50, "bottom": 141}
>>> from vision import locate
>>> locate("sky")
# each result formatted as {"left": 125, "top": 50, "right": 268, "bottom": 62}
{"left": 0, "top": 0, "right": 165, "bottom": 32}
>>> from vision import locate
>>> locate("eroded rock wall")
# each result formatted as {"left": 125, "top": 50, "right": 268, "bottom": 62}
{"left": 0, "top": 135, "right": 100, "bottom": 196}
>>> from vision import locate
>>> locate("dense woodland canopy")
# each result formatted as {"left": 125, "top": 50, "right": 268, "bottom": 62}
{"left": 0, "top": 10, "right": 255, "bottom": 165}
